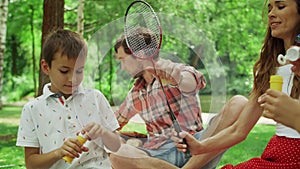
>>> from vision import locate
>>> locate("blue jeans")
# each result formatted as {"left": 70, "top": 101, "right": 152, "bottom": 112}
{"left": 143, "top": 130, "right": 224, "bottom": 169}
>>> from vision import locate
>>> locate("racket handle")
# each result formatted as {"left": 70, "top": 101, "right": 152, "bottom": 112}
{"left": 62, "top": 133, "right": 88, "bottom": 163}
{"left": 172, "top": 120, "right": 191, "bottom": 158}
{"left": 173, "top": 120, "right": 182, "bottom": 133}
{"left": 183, "top": 138, "right": 191, "bottom": 158}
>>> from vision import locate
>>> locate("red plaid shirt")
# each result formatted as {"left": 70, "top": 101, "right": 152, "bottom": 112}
{"left": 115, "top": 66, "right": 206, "bottom": 149}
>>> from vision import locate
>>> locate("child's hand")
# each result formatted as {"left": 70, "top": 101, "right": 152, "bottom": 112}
{"left": 58, "top": 137, "right": 88, "bottom": 159}
{"left": 83, "top": 122, "right": 107, "bottom": 140}
{"left": 146, "top": 59, "right": 184, "bottom": 86}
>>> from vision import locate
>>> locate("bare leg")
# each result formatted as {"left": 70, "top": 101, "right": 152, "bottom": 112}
{"left": 109, "top": 144, "right": 179, "bottom": 169}
{"left": 201, "top": 95, "right": 248, "bottom": 139}
{"left": 182, "top": 95, "right": 248, "bottom": 169}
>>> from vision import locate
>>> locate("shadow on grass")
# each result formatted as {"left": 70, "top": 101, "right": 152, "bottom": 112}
{"left": 0, "top": 123, "right": 25, "bottom": 168}
{"left": 0, "top": 106, "right": 23, "bottom": 119}
{"left": 0, "top": 123, "right": 18, "bottom": 150}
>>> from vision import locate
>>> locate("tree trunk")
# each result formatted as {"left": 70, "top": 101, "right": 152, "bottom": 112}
{"left": 37, "top": 0, "right": 64, "bottom": 96}
{"left": 0, "top": 0, "right": 9, "bottom": 109}
{"left": 77, "top": 0, "right": 84, "bottom": 35}
{"left": 29, "top": 4, "right": 38, "bottom": 97}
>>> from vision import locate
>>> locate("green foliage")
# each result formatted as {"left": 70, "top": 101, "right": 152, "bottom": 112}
{"left": 3, "top": 0, "right": 268, "bottom": 102}
{"left": 2, "top": 74, "right": 35, "bottom": 102}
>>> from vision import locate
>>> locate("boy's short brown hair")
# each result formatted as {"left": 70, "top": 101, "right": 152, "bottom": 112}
{"left": 42, "top": 29, "right": 87, "bottom": 68}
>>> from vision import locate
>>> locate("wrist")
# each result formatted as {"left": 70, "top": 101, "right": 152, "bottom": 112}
{"left": 177, "top": 74, "right": 183, "bottom": 86}
{"left": 54, "top": 149, "right": 62, "bottom": 159}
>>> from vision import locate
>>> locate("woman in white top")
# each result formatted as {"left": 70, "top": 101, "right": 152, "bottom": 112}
{"left": 261, "top": 55, "right": 300, "bottom": 132}
{"left": 173, "top": 0, "right": 300, "bottom": 168}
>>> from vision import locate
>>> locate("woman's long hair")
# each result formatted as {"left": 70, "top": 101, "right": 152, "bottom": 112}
{"left": 252, "top": 0, "right": 300, "bottom": 99}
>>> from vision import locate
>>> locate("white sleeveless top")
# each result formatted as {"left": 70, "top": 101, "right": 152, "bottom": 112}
{"left": 275, "top": 64, "right": 300, "bottom": 138}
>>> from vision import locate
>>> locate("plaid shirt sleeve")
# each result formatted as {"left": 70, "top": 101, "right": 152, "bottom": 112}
{"left": 182, "top": 65, "right": 206, "bottom": 91}
{"left": 114, "top": 88, "right": 140, "bottom": 130}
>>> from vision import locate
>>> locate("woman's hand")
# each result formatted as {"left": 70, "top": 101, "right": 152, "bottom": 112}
{"left": 171, "top": 131, "right": 203, "bottom": 155}
{"left": 259, "top": 89, "right": 300, "bottom": 131}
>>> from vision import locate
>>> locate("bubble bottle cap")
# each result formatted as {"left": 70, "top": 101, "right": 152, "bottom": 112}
{"left": 270, "top": 75, "right": 283, "bottom": 91}
{"left": 77, "top": 133, "right": 88, "bottom": 144}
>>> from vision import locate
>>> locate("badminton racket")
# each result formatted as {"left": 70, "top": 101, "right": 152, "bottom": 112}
{"left": 124, "top": 0, "right": 190, "bottom": 158}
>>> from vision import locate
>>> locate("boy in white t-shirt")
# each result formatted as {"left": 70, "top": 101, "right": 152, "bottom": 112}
{"left": 16, "top": 29, "right": 120, "bottom": 169}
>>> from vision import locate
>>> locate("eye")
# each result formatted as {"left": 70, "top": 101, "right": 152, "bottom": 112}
{"left": 76, "top": 70, "right": 83, "bottom": 74}
{"left": 76, "top": 68, "right": 84, "bottom": 74}
{"left": 60, "top": 70, "right": 68, "bottom": 74}
{"left": 278, "top": 5, "right": 285, "bottom": 10}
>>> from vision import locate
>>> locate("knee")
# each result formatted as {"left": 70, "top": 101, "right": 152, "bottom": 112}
{"left": 110, "top": 143, "right": 149, "bottom": 158}
{"left": 109, "top": 150, "right": 150, "bottom": 169}
{"left": 109, "top": 152, "right": 138, "bottom": 169}
{"left": 222, "top": 95, "right": 248, "bottom": 121}
{"left": 227, "top": 95, "right": 248, "bottom": 109}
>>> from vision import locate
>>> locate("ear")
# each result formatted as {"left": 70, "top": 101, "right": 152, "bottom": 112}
{"left": 41, "top": 59, "right": 50, "bottom": 75}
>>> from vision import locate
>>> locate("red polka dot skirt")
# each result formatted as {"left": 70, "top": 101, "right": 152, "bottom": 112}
{"left": 221, "top": 135, "right": 300, "bottom": 169}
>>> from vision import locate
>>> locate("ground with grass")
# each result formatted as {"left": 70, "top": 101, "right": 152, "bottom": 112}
{"left": 0, "top": 105, "right": 276, "bottom": 168}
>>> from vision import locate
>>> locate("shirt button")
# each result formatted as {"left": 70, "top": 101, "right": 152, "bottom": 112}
{"left": 67, "top": 115, "right": 71, "bottom": 120}
{"left": 66, "top": 104, "right": 69, "bottom": 108}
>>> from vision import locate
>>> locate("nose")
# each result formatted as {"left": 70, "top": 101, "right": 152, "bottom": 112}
{"left": 268, "top": 8, "right": 276, "bottom": 19}
{"left": 68, "top": 72, "right": 77, "bottom": 83}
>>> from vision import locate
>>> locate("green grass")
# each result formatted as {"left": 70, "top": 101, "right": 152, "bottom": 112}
{"left": 217, "top": 124, "right": 275, "bottom": 168}
{"left": 0, "top": 104, "right": 275, "bottom": 169}
{"left": 121, "top": 123, "right": 275, "bottom": 168}
{"left": 121, "top": 122, "right": 148, "bottom": 135}
{"left": 0, "top": 106, "right": 25, "bottom": 168}
{"left": 0, "top": 106, "right": 23, "bottom": 119}
{"left": 200, "top": 94, "right": 236, "bottom": 113}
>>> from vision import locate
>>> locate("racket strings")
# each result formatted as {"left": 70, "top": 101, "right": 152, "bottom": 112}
{"left": 125, "top": 3, "right": 161, "bottom": 59}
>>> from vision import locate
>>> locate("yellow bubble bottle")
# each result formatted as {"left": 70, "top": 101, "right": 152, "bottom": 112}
{"left": 270, "top": 75, "right": 283, "bottom": 91}
{"left": 62, "top": 133, "right": 88, "bottom": 163}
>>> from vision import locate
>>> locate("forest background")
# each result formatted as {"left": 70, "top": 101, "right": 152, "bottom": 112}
{"left": 0, "top": 0, "right": 275, "bottom": 168}
{"left": 0, "top": 0, "right": 266, "bottom": 112}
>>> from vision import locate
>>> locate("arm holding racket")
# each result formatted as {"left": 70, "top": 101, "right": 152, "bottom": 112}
{"left": 149, "top": 58, "right": 205, "bottom": 93}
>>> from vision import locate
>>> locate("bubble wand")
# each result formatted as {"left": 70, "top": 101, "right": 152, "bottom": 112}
{"left": 277, "top": 34, "right": 300, "bottom": 65}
